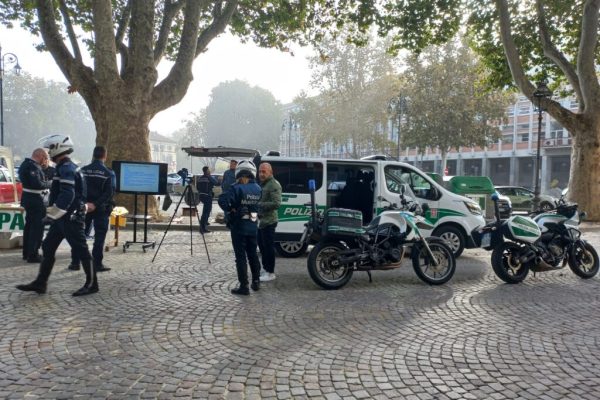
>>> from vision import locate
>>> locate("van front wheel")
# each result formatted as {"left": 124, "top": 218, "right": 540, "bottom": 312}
{"left": 433, "top": 225, "right": 465, "bottom": 258}
{"left": 275, "top": 241, "right": 309, "bottom": 258}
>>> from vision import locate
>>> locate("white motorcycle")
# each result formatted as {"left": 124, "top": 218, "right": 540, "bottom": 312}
{"left": 477, "top": 190, "right": 599, "bottom": 283}
{"left": 304, "top": 182, "right": 456, "bottom": 289}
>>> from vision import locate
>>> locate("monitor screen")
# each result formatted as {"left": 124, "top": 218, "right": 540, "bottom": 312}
{"left": 112, "top": 161, "right": 168, "bottom": 195}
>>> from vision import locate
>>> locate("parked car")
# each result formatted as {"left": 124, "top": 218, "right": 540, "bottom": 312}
{"left": 166, "top": 173, "right": 183, "bottom": 194}
{"left": 495, "top": 186, "right": 557, "bottom": 212}
{"left": 0, "top": 165, "right": 22, "bottom": 203}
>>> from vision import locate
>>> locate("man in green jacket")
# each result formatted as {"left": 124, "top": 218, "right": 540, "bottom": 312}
{"left": 257, "top": 162, "right": 282, "bottom": 282}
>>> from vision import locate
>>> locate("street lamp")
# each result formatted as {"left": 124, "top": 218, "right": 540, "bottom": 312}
{"left": 532, "top": 79, "right": 553, "bottom": 211}
{"left": 388, "top": 95, "right": 407, "bottom": 161}
{"left": 282, "top": 115, "right": 296, "bottom": 156}
{"left": 0, "top": 44, "right": 22, "bottom": 146}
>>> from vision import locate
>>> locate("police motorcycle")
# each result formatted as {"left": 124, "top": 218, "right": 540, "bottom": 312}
{"left": 303, "top": 180, "right": 456, "bottom": 289}
{"left": 475, "top": 189, "right": 599, "bottom": 283}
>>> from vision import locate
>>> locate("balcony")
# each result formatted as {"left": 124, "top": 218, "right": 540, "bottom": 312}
{"left": 543, "top": 137, "right": 572, "bottom": 147}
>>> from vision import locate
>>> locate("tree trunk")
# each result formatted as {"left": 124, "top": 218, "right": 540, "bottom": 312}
{"left": 569, "top": 128, "right": 600, "bottom": 220}
{"left": 91, "top": 94, "right": 158, "bottom": 217}
{"left": 440, "top": 151, "right": 448, "bottom": 175}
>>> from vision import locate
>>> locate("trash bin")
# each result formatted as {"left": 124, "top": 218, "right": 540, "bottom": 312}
{"left": 446, "top": 176, "right": 496, "bottom": 219}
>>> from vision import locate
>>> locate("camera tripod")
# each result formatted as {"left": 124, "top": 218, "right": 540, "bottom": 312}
{"left": 152, "top": 183, "right": 211, "bottom": 263}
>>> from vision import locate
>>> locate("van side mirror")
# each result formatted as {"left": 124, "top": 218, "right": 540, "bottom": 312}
{"left": 421, "top": 203, "right": 430, "bottom": 214}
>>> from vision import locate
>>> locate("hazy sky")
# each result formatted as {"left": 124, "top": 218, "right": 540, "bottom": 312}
{"left": 0, "top": 26, "right": 313, "bottom": 136}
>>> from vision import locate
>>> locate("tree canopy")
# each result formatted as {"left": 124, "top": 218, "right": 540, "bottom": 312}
{"left": 204, "top": 80, "right": 282, "bottom": 153}
{"left": 2, "top": 73, "right": 95, "bottom": 164}
{"left": 294, "top": 33, "right": 398, "bottom": 158}
{"left": 401, "top": 41, "right": 512, "bottom": 172}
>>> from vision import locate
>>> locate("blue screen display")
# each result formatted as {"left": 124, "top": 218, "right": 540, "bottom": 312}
{"left": 119, "top": 163, "right": 159, "bottom": 193}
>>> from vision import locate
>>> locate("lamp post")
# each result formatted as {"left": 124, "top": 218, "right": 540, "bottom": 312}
{"left": 532, "top": 79, "right": 553, "bottom": 211}
{"left": 388, "top": 95, "right": 407, "bottom": 161}
{"left": 0, "top": 44, "right": 21, "bottom": 146}
{"left": 282, "top": 115, "right": 295, "bottom": 156}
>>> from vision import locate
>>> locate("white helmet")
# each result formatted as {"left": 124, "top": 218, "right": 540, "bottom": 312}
{"left": 235, "top": 160, "right": 257, "bottom": 179}
{"left": 39, "top": 134, "right": 74, "bottom": 159}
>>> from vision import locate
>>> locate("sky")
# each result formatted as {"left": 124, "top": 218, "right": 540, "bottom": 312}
{"left": 0, "top": 26, "right": 314, "bottom": 137}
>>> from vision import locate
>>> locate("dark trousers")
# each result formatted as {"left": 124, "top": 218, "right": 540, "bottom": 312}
{"left": 257, "top": 223, "right": 277, "bottom": 273}
{"left": 231, "top": 230, "right": 261, "bottom": 287}
{"left": 200, "top": 195, "right": 212, "bottom": 229}
{"left": 34, "top": 216, "right": 96, "bottom": 288}
{"left": 72, "top": 210, "right": 109, "bottom": 265}
{"left": 21, "top": 195, "right": 45, "bottom": 260}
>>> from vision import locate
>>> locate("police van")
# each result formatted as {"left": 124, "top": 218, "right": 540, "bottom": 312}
{"left": 259, "top": 154, "right": 486, "bottom": 258}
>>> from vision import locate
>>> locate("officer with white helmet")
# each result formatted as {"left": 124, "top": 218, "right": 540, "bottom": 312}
{"left": 16, "top": 134, "right": 98, "bottom": 297}
{"left": 218, "top": 160, "right": 263, "bottom": 295}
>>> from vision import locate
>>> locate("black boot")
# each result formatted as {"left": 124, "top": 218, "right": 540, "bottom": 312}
{"left": 231, "top": 286, "right": 250, "bottom": 295}
{"left": 16, "top": 281, "right": 47, "bottom": 294}
{"left": 94, "top": 260, "right": 111, "bottom": 272}
{"left": 78, "top": 259, "right": 98, "bottom": 295}
{"left": 67, "top": 262, "right": 80, "bottom": 271}
{"left": 26, "top": 254, "right": 43, "bottom": 263}
{"left": 251, "top": 280, "right": 260, "bottom": 292}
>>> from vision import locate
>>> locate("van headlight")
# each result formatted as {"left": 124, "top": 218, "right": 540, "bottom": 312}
{"left": 464, "top": 201, "right": 482, "bottom": 216}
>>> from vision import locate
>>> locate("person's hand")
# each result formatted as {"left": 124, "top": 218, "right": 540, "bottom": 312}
{"left": 86, "top": 202, "right": 96, "bottom": 212}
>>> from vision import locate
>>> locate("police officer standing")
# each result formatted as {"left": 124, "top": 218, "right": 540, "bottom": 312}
{"left": 18, "top": 148, "right": 51, "bottom": 263}
{"left": 218, "top": 161, "right": 262, "bottom": 295}
{"left": 68, "top": 146, "right": 114, "bottom": 272}
{"left": 196, "top": 166, "right": 218, "bottom": 233}
{"left": 16, "top": 135, "right": 97, "bottom": 296}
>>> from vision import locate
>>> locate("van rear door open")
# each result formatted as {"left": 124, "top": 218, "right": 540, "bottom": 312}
{"left": 268, "top": 159, "right": 326, "bottom": 243}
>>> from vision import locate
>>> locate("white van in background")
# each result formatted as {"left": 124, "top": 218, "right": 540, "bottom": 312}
{"left": 259, "top": 154, "right": 486, "bottom": 258}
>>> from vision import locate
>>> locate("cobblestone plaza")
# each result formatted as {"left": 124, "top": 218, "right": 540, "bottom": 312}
{"left": 1, "top": 227, "right": 600, "bottom": 399}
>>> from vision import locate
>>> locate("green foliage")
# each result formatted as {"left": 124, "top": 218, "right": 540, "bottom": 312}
{"left": 172, "top": 110, "right": 208, "bottom": 172}
{"left": 401, "top": 40, "right": 513, "bottom": 157}
{"left": 294, "top": 33, "right": 399, "bottom": 158}
{"left": 203, "top": 80, "right": 282, "bottom": 153}
{"left": 3, "top": 73, "right": 95, "bottom": 164}
{"left": 466, "top": 0, "right": 586, "bottom": 90}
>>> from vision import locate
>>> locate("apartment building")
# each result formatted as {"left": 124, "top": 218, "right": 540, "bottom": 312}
{"left": 150, "top": 131, "right": 178, "bottom": 172}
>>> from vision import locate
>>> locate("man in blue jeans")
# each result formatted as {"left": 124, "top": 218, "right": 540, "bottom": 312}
{"left": 257, "top": 163, "right": 282, "bottom": 282}
{"left": 68, "top": 146, "right": 114, "bottom": 272}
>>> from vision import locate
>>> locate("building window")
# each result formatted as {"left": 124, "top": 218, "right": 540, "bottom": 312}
{"left": 518, "top": 103, "right": 530, "bottom": 115}
{"left": 520, "top": 133, "right": 529, "bottom": 142}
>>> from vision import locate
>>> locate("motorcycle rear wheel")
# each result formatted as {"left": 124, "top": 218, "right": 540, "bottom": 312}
{"left": 307, "top": 241, "right": 354, "bottom": 290}
{"left": 411, "top": 238, "right": 456, "bottom": 285}
{"left": 568, "top": 241, "right": 599, "bottom": 279}
{"left": 491, "top": 241, "right": 529, "bottom": 284}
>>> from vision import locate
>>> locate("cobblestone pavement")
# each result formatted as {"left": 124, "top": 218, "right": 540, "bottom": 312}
{"left": 1, "top": 227, "right": 600, "bottom": 399}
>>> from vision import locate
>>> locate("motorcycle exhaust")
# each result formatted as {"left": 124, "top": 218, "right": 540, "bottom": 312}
{"left": 533, "top": 257, "right": 556, "bottom": 272}
{"left": 517, "top": 249, "right": 536, "bottom": 265}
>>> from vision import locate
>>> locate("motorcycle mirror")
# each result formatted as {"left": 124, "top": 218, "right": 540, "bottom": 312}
{"left": 491, "top": 192, "right": 499, "bottom": 202}
{"left": 400, "top": 184, "right": 407, "bottom": 195}
{"left": 561, "top": 188, "right": 569, "bottom": 196}
{"left": 308, "top": 179, "right": 316, "bottom": 192}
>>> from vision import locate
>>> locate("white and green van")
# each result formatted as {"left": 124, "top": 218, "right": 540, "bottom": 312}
{"left": 260, "top": 155, "right": 486, "bottom": 258}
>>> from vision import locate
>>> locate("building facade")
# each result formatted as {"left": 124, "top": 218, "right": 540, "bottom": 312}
{"left": 280, "top": 95, "right": 575, "bottom": 193}
{"left": 150, "top": 131, "right": 177, "bottom": 172}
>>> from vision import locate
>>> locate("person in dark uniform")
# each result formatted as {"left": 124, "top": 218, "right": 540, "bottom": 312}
{"left": 18, "top": 148, "right": 51, "bottom": 262}
{"left": 218, "top": 160, "right": 262, "bottom": 295}
{"left": 68, "top": 146, "right": 114, "bottom": 272}
{"left": 196, "top": 166, "right": 218, "bottom": 233}
{"left": 16, "top": 134, "right": 97, "bottom": 297}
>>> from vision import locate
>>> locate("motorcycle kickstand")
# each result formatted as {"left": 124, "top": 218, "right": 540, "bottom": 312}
{"left": 367, "top": 271, "right": 372, "bottom": 283}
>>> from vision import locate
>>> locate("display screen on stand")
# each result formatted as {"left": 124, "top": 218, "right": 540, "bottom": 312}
{"left": 113, "top": 161, "right": 168, "bottom": 195}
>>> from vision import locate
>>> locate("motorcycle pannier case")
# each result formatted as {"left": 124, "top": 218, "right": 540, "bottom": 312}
{"left": 323, "top": 208, "right": 365, "bottom": 237}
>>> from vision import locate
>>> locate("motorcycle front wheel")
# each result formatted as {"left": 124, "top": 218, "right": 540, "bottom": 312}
{"left": 307, "top": 241, "right": 354, "bottom": 290}
{"left": 411, "top": 238, "right": 456, "bottom": 285}
{"left": 568, "top": 241, "right": 599, "bottom": 279}
{"left": 491, "top": 241, "right": 529, "bottom": 284}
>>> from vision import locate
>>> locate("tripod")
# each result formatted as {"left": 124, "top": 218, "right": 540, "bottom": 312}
{"left": 152, "top": 184, "right": 211, "bottom": 263}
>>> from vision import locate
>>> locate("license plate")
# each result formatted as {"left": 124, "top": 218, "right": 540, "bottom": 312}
{"left": 481, "top": 232, "right": 491, "bottom": 248}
